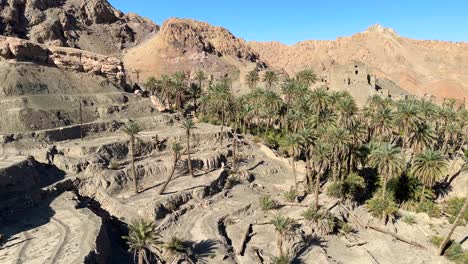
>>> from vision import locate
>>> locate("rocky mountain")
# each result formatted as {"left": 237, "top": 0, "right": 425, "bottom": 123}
{"left": 0, "top": 0, "right": 158, "bottom": 55}
{"left": 248, "top": 25, "right": 468, "bottom": 99}
{"left": 123, "top": 18, "right": 267, "bottom": 89}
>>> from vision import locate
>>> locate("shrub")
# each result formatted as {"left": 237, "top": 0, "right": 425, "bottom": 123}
{"left": 302, "top": 207, "right": 320, "bottom": 221}
{"left": 326, "top": 181, "right": 345, "bottom": 199}
{"left": 445, "top": 197, "right": 468, "bottom": 225}
{"left": 272, "top": 254, "right": 292, "bottom": 264}
{"left": 366, "top": 196, "right": 399, "bottom": 222}
{"left": 164, "top": 236, "right": 185, "bottom": 254}
{"left": 326, "top": 173, "right": 366, "bottom": 201}
{"left": 108, "top": 160, "right": 119, "bottom": 170}
{"left": 417, "top": 200, "right": 441, "bottom": 218}
{"left": 402, "top": 214, "right": 417, "bottom": 225}
{"left": 283, "top": 189, "right": 297, "bottom": 202}
{"left": 431, "top": 236, "right": 468, "bottom": 264}
{"left": 339, "top": 222, "right": 354, "bottom": 234}
{"left": 344, "top": 173, "right": 366, "bottom": 200}
{"left": 302, "top": 207, "right": 336, "bottom": 235}
{"left": 259, "top": 195, "right": 277, "bottom": 211}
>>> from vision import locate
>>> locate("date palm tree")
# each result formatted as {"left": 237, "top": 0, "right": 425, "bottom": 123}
{"left": 263, "top": 70, "right": 279, "bottom": 89}
{"left": 295, "top": 68, "right": 317, "bottom": 86}
{"left": 283, "top": 133, "right": 301, "bottom": 190}
{"left": 194, "top": 70, "right": 207, "bottom": 91}
{"left": 411, "top": 149, "right": 447, "bottom": 198}
{"left": 122, "top": 120, "right": 142, "bottom": 194}
{"left": 396, "top": 100, "right": 421, "bottom": 148}
{"left": 329, "top": 127, "right": 352, "bottom": 181}
{"left": 311, "top": 141, "right": 332, "bottom": 208}
{"left": 123, "top": 219, "right": 162, "bottom": 264}
{"left": 270, "top": 214, "right": 292, "bottom": 256}
{"left": 409, "top": 122, "right": 437, "bottom": 153}
{"left": 181, "top": 118, "right": 197, "bottom": 177}
{"left": 246, "top": 69, "right": 260, "bottom": 89}
{"left": 159, "top": 141, "right": 183, "bottom": 195}
{"left": 368, "top": 143, "right": 405, "bottom": 199}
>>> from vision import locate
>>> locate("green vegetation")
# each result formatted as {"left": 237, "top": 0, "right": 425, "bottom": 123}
{"left": 445, "top": 197, "right": 468, "bottom": 225}
{"left": 283, "top": 188, "right": 298, "bottom": 202}
{"left": 401, "top": 214, "right": 417, "bottom": 225}
{"left": 122, "top": 219, "right": 162, "bottom": 264}
{"left": 142, "top": 68, "right": 467, "bottom": 252}
{"left": 431, "top": 236, "right": 468, "bottom": 264}
{"left": 122, "top": 120, "right": 142, "bottom": 194}
{"left": 260, "top": 195, "right": 278, "bottom": 211}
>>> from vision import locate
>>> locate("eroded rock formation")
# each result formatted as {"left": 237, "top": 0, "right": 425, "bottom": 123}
{"left": 0, "top": 0, "right": 158, "bottom": 55}
{"left": 0, "top": 36, "right": 126, "bottom": 85}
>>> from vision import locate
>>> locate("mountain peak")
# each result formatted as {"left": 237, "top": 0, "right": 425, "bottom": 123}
{"left": 364, "top": 24, "right": 398, "bottom": 35}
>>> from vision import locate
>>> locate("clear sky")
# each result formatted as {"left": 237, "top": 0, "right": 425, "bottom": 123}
{"left": 108, "top": 0, "right": 468, "bottom": 45}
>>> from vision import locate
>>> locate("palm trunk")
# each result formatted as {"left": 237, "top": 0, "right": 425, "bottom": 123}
{"left": 220, "top": 104, "right": 225, "bottom": 146}
{"left": 332, "top": 149, "right": 338, "bottom": 182}
{"left": 382, "top": 174, "right": 388, "bottom": 199}
{"left": 314, "top": 162, "right": 323, "bottom": 209}
{"left": 438, "top": 198, "right": 468, "bottom": 255}
{"left": 159, "top": 155, "right": 179, "bottom": 195}
{"left": 305, "top": 152, "right": 311, "bottom": 188}
{"left": 131, "top": 137, "right": 138, "bottom": 194}
{"left": 187, "top": 130, "right": 194, "bottom": 177}
{"left": 277, "top": 233, "right": 283, "bottom": 256}
{"left": 233, "top": 116, "right": 239, "bottom": 171}
{"left": 138, "top": 250, "right": 144, "bottom": 264}
{"left": 292, "top": 157, "right": 297, "bottom": 190}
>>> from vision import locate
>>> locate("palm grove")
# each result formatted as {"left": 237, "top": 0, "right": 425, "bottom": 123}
{"left": 122, "top": 68, "right": 467, "bottom": 263}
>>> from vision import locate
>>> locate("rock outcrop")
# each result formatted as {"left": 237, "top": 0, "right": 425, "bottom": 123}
{"left": 0, "top": 36, "right": 126, "bottom": 85}
{"left": 0, "top": 0, "right": 158, "bottom": 55}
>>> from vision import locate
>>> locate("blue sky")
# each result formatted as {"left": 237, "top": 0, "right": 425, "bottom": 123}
{"left": 109, "top": 0, "right": 468, "bottom": 45}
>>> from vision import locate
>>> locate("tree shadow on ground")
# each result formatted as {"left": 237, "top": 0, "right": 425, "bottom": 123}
{"left": 182, "top": 239, "right": 218, "bottom": 263}
{"left": 292, "top": 234, "right": 327, "bottom": 264}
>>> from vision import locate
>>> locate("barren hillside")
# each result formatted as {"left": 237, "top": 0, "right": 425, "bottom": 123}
{"left": 248, "top": 25, "right": 468, "bottom": 99}
{"left": 123, "top": 18, "right": 267, "bottom": 89}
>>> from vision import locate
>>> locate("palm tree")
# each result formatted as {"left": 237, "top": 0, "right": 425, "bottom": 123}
{"left": 181, "top": 118, "right": 197, "bottom": 177}
{"left": 311, "top": 141, "right": 332, "bottom": 208}
{"left": 283, "top": 134, "right": 301, "bottom": 190}
{"left": 159, "top": 141, "right": 183, "bottom": 195}
{"left": 368, "top": 143, "right": 405, "bottom": 199}
{"left": 438, "top": 198, "right": 468, "bottom": 255}
{"left": 172, "top": 71, "right": 188, "bottom": 111}
{"left": 246, "top": 69, "right": 260, "bottom": 89}
{"left": 298, "top": 127, "right": 316, "bottom": 187}
{"left": 411, "top": 149, "right": 448, "bottom": 198}
{"left": 160, "top": 74, "right": 173, "bottom": 105}
{"left": 309, "top": 87, "right": 329, "bottom": 124}
{"left": 270, "top": 214, "right": 292, "bottom": 256}
{"left": 123, "top": 219, "right": 162, "bottom": 264}
{"left": 372, "top": 106, "right": 395, "bottom": 141}
{"left": 263, "top": 70, "right": 279, "bottom": 89}
{"left": 194, "top": 70, "right": 207, "bottom": 91}
{"left": 122, "top": 120, "right": 142, "bottom": 194}
{"left": 409, "top": 122, "right": 437, "bottom": 153}
{"left": 296, "top": 68, "right": 317, "bottom": 86}
{"left": 329, "top": 126, "right": 352, "bottom": 181}
{"left": 210, "top": 82, "right": 232, "bottom": 146}
{"left": 396, "top": 100, "right": 421, "bottom": 148}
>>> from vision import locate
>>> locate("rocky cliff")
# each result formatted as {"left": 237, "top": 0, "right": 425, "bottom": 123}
{"left": 248, "top": 25, "right": 468, "bottom": 99}
{"left": 0, "top": 0, "right": 158, "bottom": 55}
{"left": 0, "top": 36, "right": 125, "bottom": 86}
